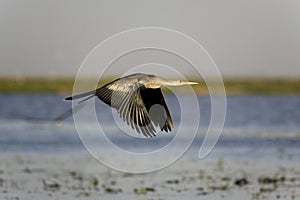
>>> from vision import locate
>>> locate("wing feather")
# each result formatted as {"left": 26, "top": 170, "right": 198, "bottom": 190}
{"left": 140, "top": 88, "right": 173, "bottom": 132}
{"left": 67, "top": 76, "right": 172, "bottom": 137}
{"left": 94, "top": 79, "right": 157, "bottom": 136}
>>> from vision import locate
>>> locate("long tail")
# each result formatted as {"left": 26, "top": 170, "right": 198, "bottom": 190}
{"left": 64, "top": 90, "right": 96, "bottom": 103}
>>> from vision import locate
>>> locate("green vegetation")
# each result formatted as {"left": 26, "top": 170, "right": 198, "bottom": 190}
{"left": 222, "top": 79, "right": 300, "bottom": 94}
{"left": 0, "top": 77, "right": 75, "bottom": 93}
{"left": 0, "top": 77, "right": 108, "bottom": 93}
{"left": 0, "top": 76, "right": 299, "bottom": 94}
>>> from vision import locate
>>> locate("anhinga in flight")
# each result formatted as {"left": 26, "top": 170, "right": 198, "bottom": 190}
{"left": 65, "top": 73, "right": 198, "bottom": 137}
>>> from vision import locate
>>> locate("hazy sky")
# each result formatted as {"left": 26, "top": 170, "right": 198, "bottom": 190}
{"left": 0, "top": 0, "right": 300, "bottom": 77}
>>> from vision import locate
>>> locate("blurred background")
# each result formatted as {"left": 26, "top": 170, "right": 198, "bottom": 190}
{"left": 1, "top": 0, "right": 300, "bottom": 78}
{"left": 0, "top": 1, "right": 300, "bottom": 199}
{"left": 0, "top": 0, "right": 300, "bottom": 155}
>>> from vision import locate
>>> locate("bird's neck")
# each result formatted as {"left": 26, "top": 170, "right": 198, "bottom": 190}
{"left": 144, "top": 82, "right": 161, "bottom": 89}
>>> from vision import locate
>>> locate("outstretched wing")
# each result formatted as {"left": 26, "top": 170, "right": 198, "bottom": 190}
{"left": 65, "top": 75, "right": 173, "bottom": 137}
{"left": 140, "top": 88, "right": 173, "bottom": 132}
{"left": 95, "top": 79, "right": 157, "bottom": 137}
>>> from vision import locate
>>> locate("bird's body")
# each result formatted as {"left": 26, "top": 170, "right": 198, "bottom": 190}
{"left": 65, "top": 73, "right": 197, "bottom": 137}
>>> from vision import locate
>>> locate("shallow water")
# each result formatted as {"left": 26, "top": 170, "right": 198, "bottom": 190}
{"left": 0, "top": 93, "right": 299, "bottom": 161}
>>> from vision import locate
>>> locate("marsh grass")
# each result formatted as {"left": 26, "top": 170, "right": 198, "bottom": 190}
{"left": 0, "top": 76, "right": 299, "bottom": 94}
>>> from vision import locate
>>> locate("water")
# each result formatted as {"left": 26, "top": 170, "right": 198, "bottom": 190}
{"left": 0, "top": 93, "right": 299, "bottom": 160}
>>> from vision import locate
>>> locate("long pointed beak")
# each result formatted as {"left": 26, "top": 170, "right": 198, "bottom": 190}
{"left": 180, "top": 81, "right": 199, "bottom": 85}
{"left": 187, "top": 81, "right": 198, "bottom": 85}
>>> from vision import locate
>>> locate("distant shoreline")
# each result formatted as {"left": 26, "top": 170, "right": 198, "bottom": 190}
{"left": 0, "top": 76, "right": 299, "bottom": 94}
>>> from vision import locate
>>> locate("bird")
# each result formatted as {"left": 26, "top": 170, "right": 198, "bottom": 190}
{"left": 64, "top": 73, "right": 198, "bottom": 137}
